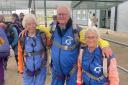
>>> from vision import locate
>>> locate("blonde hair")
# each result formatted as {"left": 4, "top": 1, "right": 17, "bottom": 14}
{"left": 22, "top": 14, "right": 37, "bottom": 28}
{"left": 85, "top": 26, "right": 100, "bottom": 38}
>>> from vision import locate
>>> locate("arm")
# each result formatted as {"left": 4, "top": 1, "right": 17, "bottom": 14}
{"left": 36, "top": 25, "right": 52, "bottom": 38}
{"left": 98, "top": 38, "right": 109, "bottom": 48}
{"left": 18, "top": 40, "right": 24, "bottom": 73}
{"left": 11, "top": 27, "right": 18, "bottom": 47}
{"left": 108, "top": 58, "right": 119, "bottom": 85}
{"left": 37, "top": 25, "right": 52, "bottom": 47}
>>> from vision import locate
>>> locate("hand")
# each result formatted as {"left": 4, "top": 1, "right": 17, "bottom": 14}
{"left": 19, "top": 29, "right": 27, "bottom": 37}
{"left": 102, "top": 47, "right": 112, "bottom": 58}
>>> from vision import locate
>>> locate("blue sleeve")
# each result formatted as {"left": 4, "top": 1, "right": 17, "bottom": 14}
{"left": 11, "top": 27, "right": 18, "bottom": 47}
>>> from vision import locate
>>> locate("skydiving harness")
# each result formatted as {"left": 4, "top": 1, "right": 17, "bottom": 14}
{"left": 82, "top": 56, "right": 115, "bottom": 81}
{"left": 76, "top": 45, "right": 111, "bottom": 84}
{"left": 20, "top": 30, "right": 47, "bottom": 76}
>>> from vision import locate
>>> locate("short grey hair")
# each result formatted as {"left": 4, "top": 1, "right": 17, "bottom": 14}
{"left": 85, "top": 26, "right": 100, "bottom": 38}
{"left": 22, "top": 14, "right": 37, "bottom": 28}
{"left": 57, "top": 5, "right": 71, "bottom": 17}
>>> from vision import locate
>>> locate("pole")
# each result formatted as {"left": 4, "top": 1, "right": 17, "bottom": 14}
{"left": 33, "top": 0, "right": 36, "bottom": 15}
{"left": 44, "top": 0, "right": 47, "bottom": 27}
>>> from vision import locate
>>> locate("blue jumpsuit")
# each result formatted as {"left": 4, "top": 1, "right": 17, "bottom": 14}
{"left": 82, "top": 46, "right": 111, "bottom": 85}
{"left": 51, "top": 25, "right": 79, "bottom": 85}
{"left": 22, "top": 32, "right": 46, "bottom": 85}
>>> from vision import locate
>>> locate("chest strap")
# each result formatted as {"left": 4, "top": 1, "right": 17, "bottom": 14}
{"left": 26, "top": 60, "right": 46, "bottom": 77}
{"left": 53, "top": 40, "right": 78, "bottom": 50}
{"left": 24, "top": 50, "right": 45, "bottom": 57}
{"left": 83, "top": 70, "right": 105, "bottom": 81}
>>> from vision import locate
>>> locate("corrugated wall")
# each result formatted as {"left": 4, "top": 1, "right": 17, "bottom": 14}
{"left": 111, "top": 1, "right": 128, "bottom": 32}
{"left": 110, "top": 7, "right": 115, "bottom": 31}
{"left": 117, "top": 1, "right": 128, "bottom": 32}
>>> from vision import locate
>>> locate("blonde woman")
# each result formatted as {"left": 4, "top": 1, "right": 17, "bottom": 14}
{"left": 80, "top": 27, "right": 119, "bottom": 85}
{"left": 18, "top": 14, "right": 47, "bottom": 85}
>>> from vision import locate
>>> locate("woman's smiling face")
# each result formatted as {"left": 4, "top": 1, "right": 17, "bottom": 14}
{"left": 85, "top": 30, "right": 99, "bottom": 48}
{"left": 26, "top": 18, "right": 36, "bottom": 31}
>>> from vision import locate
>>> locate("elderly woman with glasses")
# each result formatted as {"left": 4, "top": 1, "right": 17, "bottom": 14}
{"left": 80, "top": 27, "right": 119, "bottom": 85}
{"left": 18, "top": 14, "right": 47, "bottom": 85}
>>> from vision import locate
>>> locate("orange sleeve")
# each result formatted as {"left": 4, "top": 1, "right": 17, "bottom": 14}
{"left": 108, "top": 58, "right": 119, "bottom": 85}
{"left": 18, "top": 40, "right": 24, "bottom": 73}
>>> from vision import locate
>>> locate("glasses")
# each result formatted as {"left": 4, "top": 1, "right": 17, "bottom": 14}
{"left": 57, "top": 13, "right": 68, "bottom": 17}
{"left": 86, "top": 36, "right": 98, "bottom": 40}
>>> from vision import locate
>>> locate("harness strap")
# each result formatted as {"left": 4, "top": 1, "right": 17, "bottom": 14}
{"left": 69, "top": 64, "right": 77, "bottom": 76}
{"left": 53, "top": 64, "right": 77, "bottom": 80}
{"left": 26, "top": 60, "right": 46, "bottom": 76}
{"left": 24, "top": 50, "right": 44, "bottom": 57}
{"left": 103, "top": 57, "right": 108, "bottom": 78}
{"left": 103, "top": 55, "right": 115, "bottom": 78}
{"left": 83, "top": 70, "right": 105, "bottom": 81}
{"left": 53, "top": 40, "right": 78, "bottom": 50}
{"left": 66, "top": 64, "right": 77, "bottom": 80}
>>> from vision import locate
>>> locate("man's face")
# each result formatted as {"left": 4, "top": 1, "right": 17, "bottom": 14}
{"left": 57, "top": 7, "right": 70, "bottom": 26}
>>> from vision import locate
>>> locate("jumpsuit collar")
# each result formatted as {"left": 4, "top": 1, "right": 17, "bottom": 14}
{"left": 56, "top": 18, "right": 72, "bottom": 37}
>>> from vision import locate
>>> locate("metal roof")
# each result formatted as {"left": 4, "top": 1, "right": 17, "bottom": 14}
{"left": 0, "top": 0, "right": 126, "bottom": 11}
{"left": 71, "top": 0, "right": 126, "bottom": 9}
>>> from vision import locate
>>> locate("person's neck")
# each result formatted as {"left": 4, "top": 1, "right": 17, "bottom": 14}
{"left": 28, "top": 30, "right": 36, "bottom": 37}
{"left": 88, "top": 45, "right": 97, "bottom": 53}
{"left": 59, "top": 23, "right": 66, "bottom": 29}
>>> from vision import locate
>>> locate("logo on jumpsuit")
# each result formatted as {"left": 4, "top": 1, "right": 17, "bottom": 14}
{"left": 65, "top": 36, "right": 73, "bottom": 45}
{"left": 94, "top": 65, "right": 102, "bottom": 74}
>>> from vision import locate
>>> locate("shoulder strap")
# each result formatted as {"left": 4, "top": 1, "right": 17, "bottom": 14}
{"left": 50, "top": 23, "right": 56, "bottom": 33}
{"left": 39, "top": 30, "right": 48, "bottom": 64}
{"left": 19, "top": 36, "right": 25, "bottom": 51}
{"left": 39, "top": 30, "right": 47, "bottom": 52}
{"left": 103, "top": 57, "right": 108, "bottom": 77}
{"left": 76, "top": 44, "right": 85, "bottom": 85}
{"left": 103, "top": 55, "right": 115, "bottom": 78}
{"left": 72, "top": 24, "right": 82, "bottom": 43}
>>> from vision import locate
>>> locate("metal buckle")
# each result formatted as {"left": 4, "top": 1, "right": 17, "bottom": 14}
{"left": 27, "top": 53, "right": 31, "bottom": 56}
{"left": 63, "top": 46, "right": 68, "bottom": 50}
{"left": 66, "top": 75, "right": 70, "bottom": 80}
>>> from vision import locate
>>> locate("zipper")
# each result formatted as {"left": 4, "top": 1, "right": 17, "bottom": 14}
{"left": 88, "top": 60, "right": 91, "bottom": 85}
{"left": 88, "top": 54, "right": 94, "bottom": 85}
{"left": 58, "top": 37, "right": 65, "bottom": 77}
{"left": 32, "top": 39, "right": 35, "bottom": 85}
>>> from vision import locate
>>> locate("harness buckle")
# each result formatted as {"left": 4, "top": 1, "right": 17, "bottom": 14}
{"left": 27, "top": 53, "right": 31, "bottom": 56}
{"left": 63, "top": 46, "right": 68, "bottom": 50}
{"left": 83, "top": 70, "right": 105, "bottom": 81}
